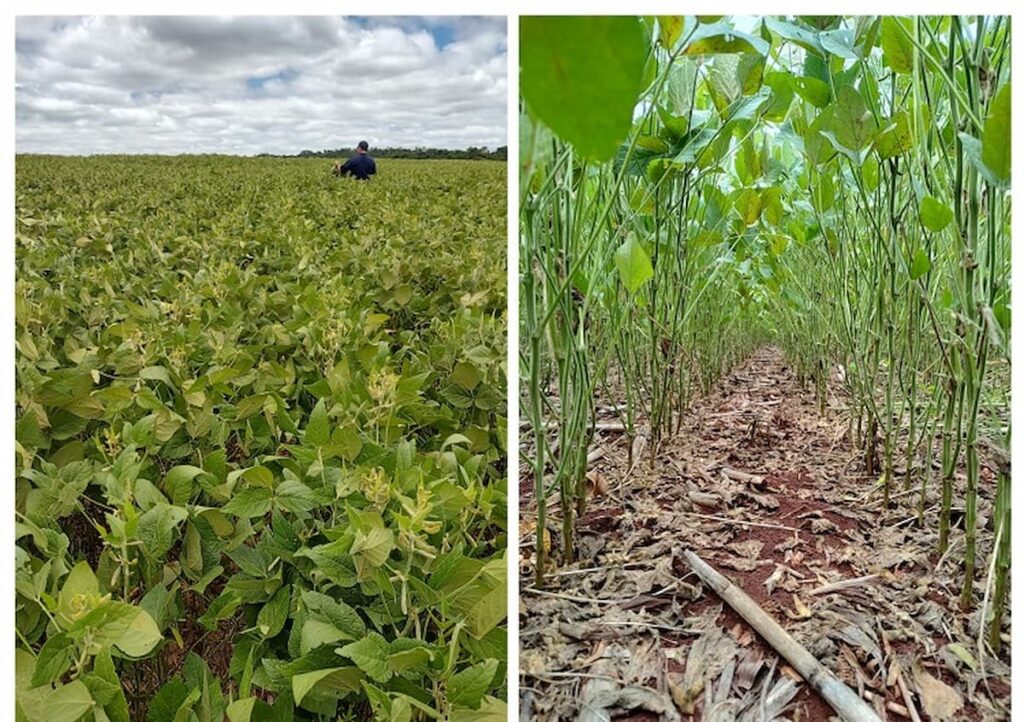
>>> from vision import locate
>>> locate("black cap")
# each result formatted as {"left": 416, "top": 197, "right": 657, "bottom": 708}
{"left": 357, "top": 140, "right": 369, "bottom": 151}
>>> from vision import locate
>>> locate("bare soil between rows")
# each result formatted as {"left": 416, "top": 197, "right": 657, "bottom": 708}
{"left": 519, "top": 346, "right": 1009, "bottom": 721}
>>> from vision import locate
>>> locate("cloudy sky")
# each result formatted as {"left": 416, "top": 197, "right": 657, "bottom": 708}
{"left": 15, "top": 16, "right": 507, "bottom": 155}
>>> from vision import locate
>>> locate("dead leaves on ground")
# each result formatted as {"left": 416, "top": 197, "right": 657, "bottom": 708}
{"left": 912, "top": 661, "right": 964, "bottom": 721}
{"left": 519, "top": 348, "right": 1009, "bottom": 720}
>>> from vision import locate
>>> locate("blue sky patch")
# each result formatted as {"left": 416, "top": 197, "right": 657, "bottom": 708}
{"left": 246, "top": 68, "right": 299, "bottom": 91}
{"left": 349, "top": 16, "right": 462, "bottom": 49}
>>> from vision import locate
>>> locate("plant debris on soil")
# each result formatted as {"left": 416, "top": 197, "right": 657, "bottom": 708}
{"left": 519, "top": 347, "right": 1010, "bottom": 721}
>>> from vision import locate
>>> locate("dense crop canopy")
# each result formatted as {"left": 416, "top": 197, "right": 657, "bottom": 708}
{"left": 15, "top": 156, "right": 508, "bottom": 720}
{"left": 520, "top": 15, "right": 1010, "bottom": 651}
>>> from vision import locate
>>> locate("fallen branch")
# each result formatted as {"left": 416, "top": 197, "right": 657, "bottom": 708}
{"left": 809, "top": 574, "right": 882, "bottom": 596}
{"left": 682, "top": 549, "right": 882, "bottom": 722}
{"left": 721, "top": 466, "right": 764, "bottom": 485}
{"left": 894, "top": 667, "right": 922, "bottom": 722}
{"left": 680, "top": 511, "right": 800, "bottom": 532}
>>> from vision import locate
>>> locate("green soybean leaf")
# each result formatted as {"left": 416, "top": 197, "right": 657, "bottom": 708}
{"left": 521, "top": 17, "right": 648, "bottom": 161}
{"left": 300, "top": 618, "right": 351, "bottom": 655}
{"left": 920, "top": 196, "right": 954, "bottom": 232}
{"left": 707, "top": 54, "right": 764, "bottom": 114}
{"left": 450, "top": 696, "right": 507, "bottom": 722}
{"left": 447, "top": 658, "right": 499, "bottom": 709}
{"left": 360, "top": 681, "right": 393, "bottom": 719}
{"left": 831, "top": 85, "right": 877, "bottom": 154}
{"left": 221, "top": 488, "right": 273, "bottom": 518}
{"left": 146, "top": 680, "right": 192, "bottom": 722}
{"left": 764, "top": 18, "right": 825, "bottom": 56}
{"left": 90, "top": 650, "right": 130, "bottom": 722}
{"left": 665, "top": 60, "right": 698, "bottom": 118}
{"left": 102, "top": 605, "right": 163, "bottom": 657}
{"left": 389, "top": 697, "right": 412, "bottom": 722}
{"left": 734, "top": 188, "right": 764, "bottom": 226}
{"left": 225, "top": 698, "right": 258, "bottom": 722}
{"left": 338, "top": 633, "right": 391, "bottom": 683}
{"left": 57, "top": 561, "right": 99, "bottom": 629}
{"left": 292, "top": 667, "right": 364, "bottom": 706}
{"left": 182, "top": 653, "right": 225, "bottom": 722}
{"left": 350, "top": 524, "right": 395, "bottom": 568}
{"left": 819, "top": 28, "right": 860, "bottom": 59}
{"left": 24, "top": 681, "right": 95, "bottom": 722}
{"left": 994, "top": 301, "right": 1011, "bottom": 334}
{"left": 304, "top": 399, "right": 330, "bottom": 447}
{"left": 162, "top": 465, "right": 205, "bottom": 506}
{"left": 614, "top": 236, "right": 654, "bottom": 295}
{"left": 328, "top": 426, "right": 363, "bottom": 462}
{"left": 225, "top": 697, "right": 285, "bottom": 722}
{"left": 197, "top": 591, "right": 242, "bottom": 631}
{"left": 451, "top": 361, "right": 482, "bottom": 391}
{"left": 274, "top": 480, "right": 318, "bottom": 514}
{"left": 981, "top": 83, "right": 1011, "bottom": 185}
{"left": 763, "top": 72, "right": 794, "bottom": 122}
{"left": 81, "top": 672, "right": 120, "bottom": 708}
{"left": 803, "top": 107, "right": 837, "bottom": 165}
{"left": 909, "top": 249, "right": 932, "bottom": 280}
{"left": 875, "top": 112, "right": 914, "bottom": 159}
{"left": 137, "top": 504, "right": 188, "bottom": 561}
{"left": 16, "top": 410, "right": 48, "bottom": 450}
{"left": 880, "top": 17, "right": 914, "bottom": 74}
{"left": 466, "top": 575, "right": 507, "bottom": 640}
{"left": 684, "top": 23, "right": 769, "bottom": 56}
{"left": 257, "top": 586, "right": 290, "bottom": 638}
{"left": 387, "top": 640, "right": 433, "bottom": 674}
{"left": 234, "top": 394, "right": 269, "bottom": 421}
{"left": 301, "top": 590, "right": 366, "bottom": 639}
{"left": 447, "top": 557, "right": 506, "bottom": 640}
{"left": 30, "top": 633, "right": 74, "bottom": 688}
{"left": 791, "top": 76, "right": 831, "bottom": 109}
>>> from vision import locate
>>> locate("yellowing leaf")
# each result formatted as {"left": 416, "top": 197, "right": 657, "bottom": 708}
{"left": 658, "top": 16, "right": 685, "bottom": 49}
{"left": 880, "top": 17, "right": 915, "bottom": 74}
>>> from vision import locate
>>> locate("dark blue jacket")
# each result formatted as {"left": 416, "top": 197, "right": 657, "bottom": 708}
{"left": 338, "top": 153, "right": 377, "bottom": 180}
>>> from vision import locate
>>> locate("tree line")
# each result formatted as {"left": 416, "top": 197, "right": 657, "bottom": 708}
{"left": 274, "top": 146, "right": 507, "bottom": 160}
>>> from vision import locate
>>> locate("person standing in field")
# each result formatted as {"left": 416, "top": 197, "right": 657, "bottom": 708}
{"left": 334, "top": 140, "right": 377, "bottom": 180}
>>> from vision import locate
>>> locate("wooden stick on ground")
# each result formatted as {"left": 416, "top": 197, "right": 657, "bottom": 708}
{"left": 682, "top": 549, "right": 882, "bottom": 722}
{"left": 808, "top": 574, "right": 882, "bottom": 596}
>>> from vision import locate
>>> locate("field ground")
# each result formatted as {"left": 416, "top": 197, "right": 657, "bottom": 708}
{"left": 519, "top": 348, "right": 1009, "bottom": 721}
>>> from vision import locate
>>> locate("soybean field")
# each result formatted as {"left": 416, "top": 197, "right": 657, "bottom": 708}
{"left": 519, "top": 16, "right": 1010, "bottom": 721}
{"left": 16, "top": 156, "right": 508, "bottom": 721}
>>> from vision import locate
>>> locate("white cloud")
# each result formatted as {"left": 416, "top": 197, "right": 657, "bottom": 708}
{"left": 16, "top": 16, "right": 507, "bottom": 155}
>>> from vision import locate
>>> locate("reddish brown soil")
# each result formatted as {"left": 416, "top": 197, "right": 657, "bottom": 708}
{"left": 519, "top": 346, "right": 1009, "bottom": 721}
